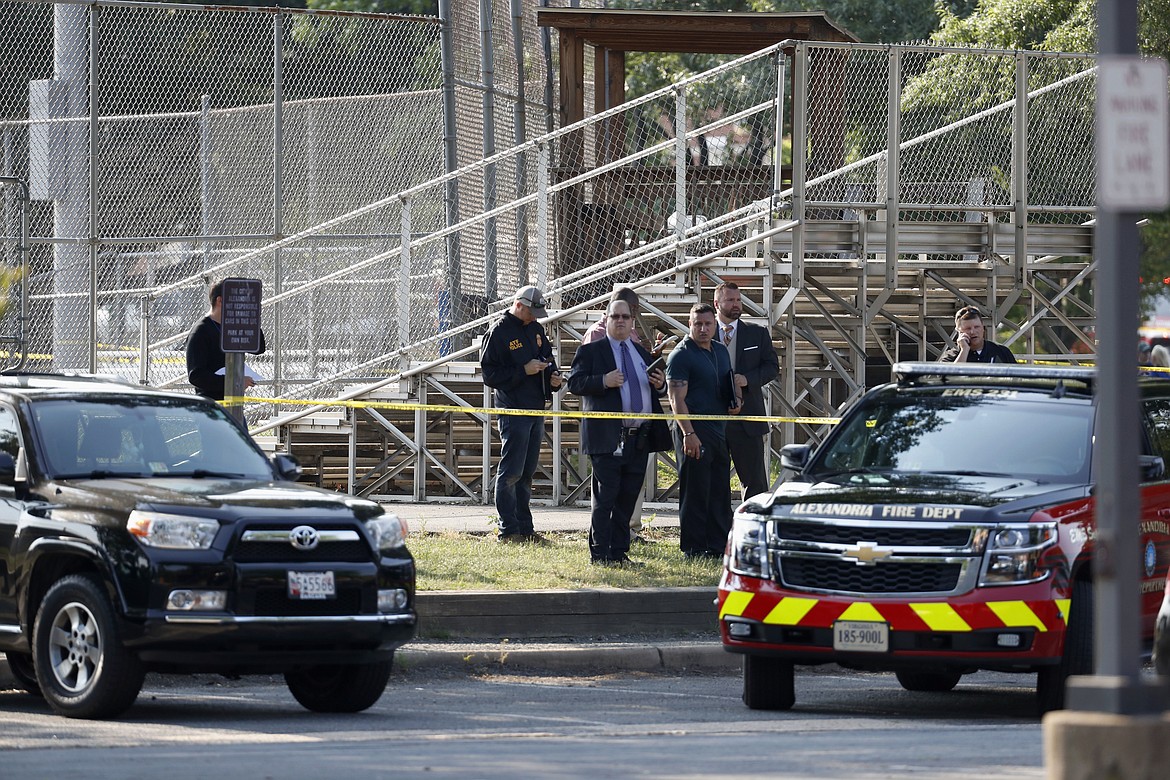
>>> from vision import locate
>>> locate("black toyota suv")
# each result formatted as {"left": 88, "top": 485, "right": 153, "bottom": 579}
{"left": 0, "top": 373, "right": 416, "bottom": 719}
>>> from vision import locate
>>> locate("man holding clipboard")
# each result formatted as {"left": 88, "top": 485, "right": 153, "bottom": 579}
{"left": 569, "top": 298, "right": 669, "bottom": 565}
{"left": 583, "top": 287, "right": 675, "bottom": 540}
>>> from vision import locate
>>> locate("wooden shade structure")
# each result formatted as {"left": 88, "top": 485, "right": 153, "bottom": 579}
{"left": 534, "top": 9, "right": 859, "bottom": 286}
{"left": 535, "top": 9, "right": 858, "bottom": 127}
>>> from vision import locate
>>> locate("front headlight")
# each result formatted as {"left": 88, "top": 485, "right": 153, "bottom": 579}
{"left": 729, "top": 512, "right": 769, "bottom": 577}
{"left": 365, "top": 514, "right": 407, "bottom": 551}
{"left": 127, "top": 510, "right": 219, "bottom": 549}
{"left": 980, "top": 522, "right": 1057, "bottom": 585}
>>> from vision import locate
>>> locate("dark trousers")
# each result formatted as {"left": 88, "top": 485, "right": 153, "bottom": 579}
{"left": 726, "top": 420, "right": 770, "bottom": 500}
{"left": 589, "top": 437, "right": 649, "bottom": 561}
{"left": 495, "top": 414, "right": 544, "bottom": 536}
{"left": 674, "top": 429, "right": 733, "bottom": 555}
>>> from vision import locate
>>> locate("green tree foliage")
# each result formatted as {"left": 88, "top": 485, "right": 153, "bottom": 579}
{"left": 787, "top": 0, "right": 956, "bottom": 44}
{"left": 609, "top": 0, "right": 961, "bottom": 160}
{"left": 307, "top": 1, "right": 437, "bottom": 15}
{"left": 608, "top": 0, "right": 975, "bottom": 44}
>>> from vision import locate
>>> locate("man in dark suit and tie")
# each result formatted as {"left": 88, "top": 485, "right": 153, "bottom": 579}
{"left": 568, "top": 299, "right": 667, "bottom": 566}
{"left": 715, "top": 282, "right": 780, "bottom": 501}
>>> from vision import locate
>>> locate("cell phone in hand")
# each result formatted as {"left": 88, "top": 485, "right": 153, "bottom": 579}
{"left": 647, "top": 356, "right": 666, "bottom": 373}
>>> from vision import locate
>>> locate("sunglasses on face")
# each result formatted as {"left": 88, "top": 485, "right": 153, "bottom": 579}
{"left": 608, "top": 313, "right": 632, "bottom": 320}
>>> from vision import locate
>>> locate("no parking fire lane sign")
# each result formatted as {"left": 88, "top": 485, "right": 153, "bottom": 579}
{"left": 1096, "top": 56, "right": 1169, "bottom": 211}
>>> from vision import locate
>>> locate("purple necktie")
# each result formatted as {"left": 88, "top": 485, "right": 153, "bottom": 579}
{"left": 620, "top": 341, "right": 643, "bottom": 414}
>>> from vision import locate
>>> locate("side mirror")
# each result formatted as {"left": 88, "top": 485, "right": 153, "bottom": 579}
{"left": 780, "top": 443, "right": 811, "bottom": 473}
{"left": 0, "top": 452, "right": 14, "bottom": 487}
{"left": 272, "top": 453, "right": 302, "bottom": 482}
{"left": 1140, "top": 454, "right": 1165, "bottom": 482}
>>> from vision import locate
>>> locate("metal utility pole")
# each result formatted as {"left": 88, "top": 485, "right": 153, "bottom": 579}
{"left": 1066, "top": 0, "right": 1170, "bottom": 714}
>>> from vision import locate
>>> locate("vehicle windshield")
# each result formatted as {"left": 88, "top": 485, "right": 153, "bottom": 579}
{"left": 30, "top": 396, "right": 274, "bottom": 480}
{"left": 807, "top": 388, "right": 1093, "bottom": 483}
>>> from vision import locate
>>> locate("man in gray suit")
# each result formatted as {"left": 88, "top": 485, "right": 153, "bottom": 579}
{"left": 715, "top": 282, "right": 780, "bottom": 500}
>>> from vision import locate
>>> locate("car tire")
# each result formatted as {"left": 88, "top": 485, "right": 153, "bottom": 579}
{"left": 1037, "top": 578, "right": 1093, "bottom": 714}
{"left": 32, "top": 574, "right": 145, "bottom": 719}
{"left": 4, "top": 652, "right": 42, "bottom": 696}
{"left": 284, "top": 659, "right": 393, "bottom": 713}
{"left": 895, "top": 669, "right": 962, "bottom": 692}
{"left": 742, "top": 655, "right": 795, "bottom": 710}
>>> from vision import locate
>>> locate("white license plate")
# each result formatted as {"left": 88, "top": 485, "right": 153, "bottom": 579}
{"left": 833, "top": 620, "right": 889, "bottom": 652}
{"left": 287, "top": 570, "right": 335, "bottom": 600}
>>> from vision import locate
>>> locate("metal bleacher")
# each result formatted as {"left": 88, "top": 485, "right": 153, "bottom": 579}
{"left": 250, "top": 41, "right": 1099, "bottom": 505}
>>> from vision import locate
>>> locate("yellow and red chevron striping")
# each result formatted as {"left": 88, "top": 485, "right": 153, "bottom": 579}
{"left": 721, "top": 594, "right": 1068, "bottom": 633}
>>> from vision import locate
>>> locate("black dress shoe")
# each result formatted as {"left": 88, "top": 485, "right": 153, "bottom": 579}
{"left": 590, "top": 557, "right": 619, "bottom": 567}
{"left": 616, "top": 554, "right": 643, "bottom": 568}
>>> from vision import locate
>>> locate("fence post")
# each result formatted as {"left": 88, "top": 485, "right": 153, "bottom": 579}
{"left": 883, "top": 46, "right": 901, "bottom": 295}
{"left": 438, "top": 0, "right": 461, "bottom": 344}
{"left": 399, "top": 196, "right": 412, "bottom": 349}
{"left": 271, "top": 13, "right": 284, "bottom": 396}
{"left": 87, "top": 5, "right": 97, "bottom": 373}
{"left": 784, "top": 42, "right": 810, "bottom": 448}
{"left": 1010, "top": 50, "right": 1029, "bottom": 324}
{"left": 480, "top": 0, "right": 498, "bottom": 301}
{"left": 536, "top": 142, "right": 549, "bottom": 286}
{"left": 51, "top": 2, "right": 90, "bottom": 371}
{"left": 673, "top": 85, "right": 687, "bottom": 267}
{"left": 200, "top": 94, "right": 213, "bottom": 271}
{"left": 510, "top": 0, "right": 528, "bottom": 283}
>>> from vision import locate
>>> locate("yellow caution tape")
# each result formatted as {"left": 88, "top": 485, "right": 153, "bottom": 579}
{"left": 226, "top": 394, "right": 841, "bottom": 426}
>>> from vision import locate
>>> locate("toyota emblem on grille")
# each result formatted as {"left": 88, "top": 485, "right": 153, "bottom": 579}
{"left": 289, "top": 525, "right": 320, "bottom": 551}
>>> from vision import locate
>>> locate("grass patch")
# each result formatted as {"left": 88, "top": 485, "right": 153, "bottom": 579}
{"left": 408, "top": 527, "right": 723, "bottom": 591}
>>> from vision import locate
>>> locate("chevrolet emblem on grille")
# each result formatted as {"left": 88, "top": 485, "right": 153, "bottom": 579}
{"left": 842, "top": 541, "right": 893, "bottom": 565}
{"left": 289, "top": 525, "right": 321, "bottom": 551}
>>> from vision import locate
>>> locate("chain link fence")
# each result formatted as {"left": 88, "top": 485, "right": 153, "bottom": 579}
{"left": 0, "top": 0, "right": 448, "bottom": 395}
{"left": 788, "top": 42, "right": 1097, "bottom": 236}
{"left": 0, "top": 2, "right": 1101, "bottom": 431}
{"left": 0, "top": 0, "right": 603, "bottom": 410}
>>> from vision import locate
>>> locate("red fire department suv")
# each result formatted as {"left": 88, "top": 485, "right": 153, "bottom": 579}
{"left": 718, "top": 362, "right": 1170, "bottom": 713}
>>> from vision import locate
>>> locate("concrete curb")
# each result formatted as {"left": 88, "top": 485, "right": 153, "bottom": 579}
{"left": 399, "top": 587, "right": 733, "bottom": 674}
{"left": 1, "top": 588, "right": 729, "bottom": 686}
{"left": 416, "top": 586, "right": 718, "bottom": 639}
{"left": 397, "top": 641, "right": 738, "bottom": 674}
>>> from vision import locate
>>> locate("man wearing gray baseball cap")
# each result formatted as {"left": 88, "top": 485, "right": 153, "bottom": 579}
{"left": 514, "top": 284, "right": 547, "bottom": 317}
{"left": 480, "top": 284, "right": 563, "bottom": 543}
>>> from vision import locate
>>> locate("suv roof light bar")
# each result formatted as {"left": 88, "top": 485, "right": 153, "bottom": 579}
{"left": 892, "top": 361, "right": 1097, "bottom": 384}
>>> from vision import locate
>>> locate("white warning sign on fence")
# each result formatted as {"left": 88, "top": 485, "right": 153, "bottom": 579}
{"left": 1097, "top": 56, "right": 1170, "bottom": 211}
